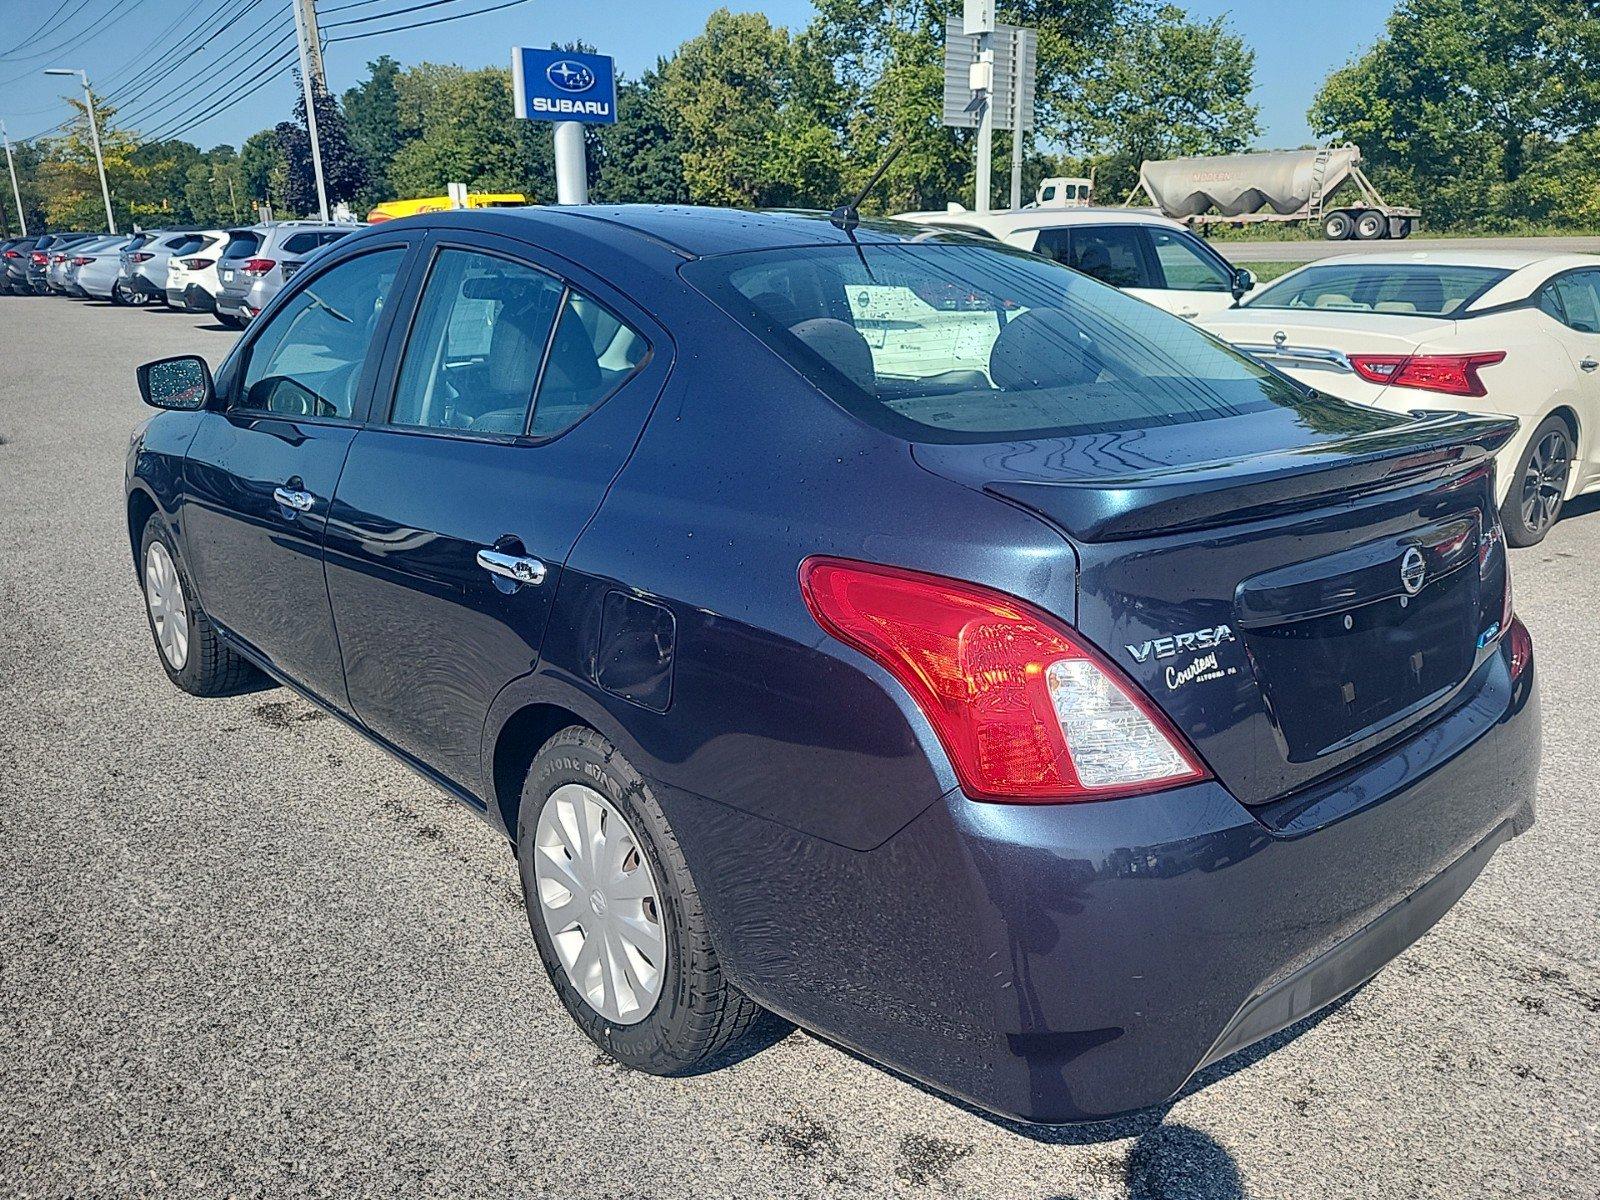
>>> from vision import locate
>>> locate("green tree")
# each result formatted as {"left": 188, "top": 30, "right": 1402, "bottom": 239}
{"left": 595, "top": 67, "right": 688, "bottom": 204}
{"left": 1084, "top": 5, "right": 1259, "bottom": 199}
{"left": 33, "top": 93, "right": 153, "bottom": 230}
{"left": 389, "top": 66, "right": 533, "bottom": 197}
{"left": 274, "top": 73, "right": 369, "bottom": 216}
{"left": 343, "top": 54, "right": 405, "bottom": 205}
{"left": 657, "top": 8, "right": 842, "bottom": 207}
{"left": 239, "top": 128, "right": 287, "bottom": 214}
{"left": 1310, "top": 0, "right": 1600, "bottom": 229}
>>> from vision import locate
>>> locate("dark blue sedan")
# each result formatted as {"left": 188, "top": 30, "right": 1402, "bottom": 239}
{"left": 125, "top": 206, "right": 1539, "bottom": 1125}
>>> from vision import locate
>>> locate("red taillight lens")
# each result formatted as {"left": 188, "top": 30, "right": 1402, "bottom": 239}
{"left": 182, "top": 257, "right": 215, "bottom": 270}
{"left": 30, "top": 251, "right": 47, "bottom": 265}
{"left": 130, "top": 252, "right": 153, "bottom": 263}
{"left": 51, "top": 253, "right": 66, "bottom": 263}
{"left": 3, "top": 249, "right": 17, "bottom": 258}
{"left": 72, "top": 256, "right": 92, "bottom": 266}
{"left": 1508, "top": 616, "right": 1532, "bottom": 681}
{"left": 1348, "top": 351, "right": 1506, "bottom": 397}
{"left": 242, "top": 257, "right": 276, "bottom": 277}
{"left": 799, "top": 557, "right": 1208, "bottom": 802}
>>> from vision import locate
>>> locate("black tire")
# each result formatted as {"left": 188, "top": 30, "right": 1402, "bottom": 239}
{"left": 1322, "top": 211, "right": 1355, "bottom": 240}
{"left": 1500, "top": 415, "right": 1574, "bottom": 548}
{"left": 1354, "top": 209, "right": 1387, "bottom": 240}
{"left": 216, "top": 312, "right": 243, "bottom": 330}
{"left": 516, "top": 726, "right": 765, "bottom": 1074}
{"left": 138, "top": 517, "right": 261, "bottom": 696}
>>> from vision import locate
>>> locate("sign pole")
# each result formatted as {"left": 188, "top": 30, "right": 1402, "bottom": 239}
{"left": 974, "top": 30, "right": 993, "bottom": 213}
{"left": 553, "top": 122, "right": 588, "bottom": 205}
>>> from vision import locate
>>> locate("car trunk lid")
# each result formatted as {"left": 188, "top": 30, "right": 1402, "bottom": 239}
{"left": 1199, "top": 309, "right": 1457, "bottom": 405}
{"left": 914, "top": 403, "right": 1516, "bottom": 805}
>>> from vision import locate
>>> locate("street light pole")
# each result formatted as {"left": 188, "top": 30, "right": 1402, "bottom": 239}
{"left": 1, "top": 121, "right": 26, "bottom": 237}
{"left": 44, "top": 69, "right": 115, "bottom": 233}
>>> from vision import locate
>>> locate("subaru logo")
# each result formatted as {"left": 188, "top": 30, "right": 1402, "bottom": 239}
{"left": 546, "top": 60, "right": 596, "bottom": 93}
{"left": 1272, "top": 329, "right": 1287, "bottom": 349}
{"left": 1400, "top": 546, "right": 1426, "bottom": 595}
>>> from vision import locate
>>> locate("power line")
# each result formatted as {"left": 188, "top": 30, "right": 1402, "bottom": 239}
{"left": 325, "top": 0, "right": 534, "bottom": 45}
{"left": 113, "top": 10, "right": 292, "bottom": 130}
{"left": 128, "top": 28, "right": 298, "bottom": 139}
{"left": 102, "top": 0, "right": 270, "bottom": 107}
{"left": 323, "top": 0, "right": 488, "bottom": 33}
{"left": 0, "top": 0, "right": 157, "bottom": 85}
{"left": 139, "top": 43, "right": 299, "bottom": 143}
{"left": 99, "top": 0, "right": 247, "bottom": 100}
{"left": 0, "top": 0, "right": 94, "bottom": 63}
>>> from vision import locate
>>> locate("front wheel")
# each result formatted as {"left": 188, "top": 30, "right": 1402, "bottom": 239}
{"left": 139, "top": 518, "right": 261, "bottom": 695}
{"left": 516, "top": 726, "right": 766, "bottom": 1074}
{"left": 1501, "top": 416, "right": 1574, "bottom": 547}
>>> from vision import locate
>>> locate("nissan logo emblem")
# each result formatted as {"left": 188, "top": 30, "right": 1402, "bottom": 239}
{"left": 1400, "top": 546, "right": 1426, "bottom": 595}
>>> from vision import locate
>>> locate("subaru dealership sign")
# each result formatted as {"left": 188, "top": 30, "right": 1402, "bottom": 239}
{"left": 512, "top": 47, "right": 617, "bottom": 124}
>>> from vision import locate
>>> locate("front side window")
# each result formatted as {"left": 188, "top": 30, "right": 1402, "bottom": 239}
{"left": 1061, "top": 226, "right": 1155, "bottom": 289}
{"left": 1245, "top": 264, "right": 1510, "bottom": 316}
{"left": 389, "top": 249, "right": 563, "bottom": 435}
{"left": 686, "top": 242, "right": 1319, "bottom": 443}
{"left": 239, "top": 247, "right": 404, "bottom": 420}
{"left": 1149, "top": 229, "right": 1231, "bottom": 292}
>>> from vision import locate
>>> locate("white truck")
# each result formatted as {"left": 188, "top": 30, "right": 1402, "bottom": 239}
{"left": 1129, "top": 144, "right": 1420, "bottom": 241}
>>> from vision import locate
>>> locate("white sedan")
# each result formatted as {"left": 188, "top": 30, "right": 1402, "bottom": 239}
{"left": 1198, "top": 251, "right": 1600, "bottom": 545}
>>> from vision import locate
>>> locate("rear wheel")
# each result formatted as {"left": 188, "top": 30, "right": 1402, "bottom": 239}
{"left": 1354, "top": 210, "right": 1387, "bottom": 240}
{"left": 139, "top": 518, "right": 261, "bottom": 695}
{"left": 1501, "top": 416, "right": 1573, "bottom": 547}
{"left": 1322, "top": 211, "right": 1355, "bottom": 240}
{"left": 516, "top": 726, "right": 765, "bottom": 1074}
{"left": 217, "top": 312, "right": 243, "bottom": 330}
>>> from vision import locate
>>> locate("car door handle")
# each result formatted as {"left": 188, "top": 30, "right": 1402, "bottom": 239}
{"left": 476, "top": 548, "right": 547, "bottom": 586}
{"left": 1582, "top": 358, "right": 1598, "bottom": 372}
{"left": 272, "top": 486, "right": 315, "bottom": 512}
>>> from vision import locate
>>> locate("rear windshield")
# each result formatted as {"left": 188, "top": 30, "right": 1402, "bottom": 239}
{"left": 223, "top": 231, "right": 263, "bottom": 260}
{"left": 684, "top": 242, "right": 1305, "bottom": 443}
{"left": 1245, "top": 264, "right": 1509, "bottom": 316}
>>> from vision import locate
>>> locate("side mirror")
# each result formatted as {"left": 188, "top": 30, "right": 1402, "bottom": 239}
{"left": 137, "top": 355, "right": 213, "bottom": 411}
{"left": 1231, "top": 267, "right": 1256, "bottom": 302}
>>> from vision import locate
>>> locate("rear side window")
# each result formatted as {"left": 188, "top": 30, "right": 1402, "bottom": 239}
{"left": 686, "top": 242, "right": 1307, "bottom": 443}
{"left": 1541, "top": 271, "right": 1600, "bottom": 334}
{"left": 240, "top": 247, "right": 405, "bottom": 420}
{"left": 282, "top": 232, "right": 324, "bottom": 254}
{"left": 531, "top": 292, "right": 647, "bottom": 436}
{"left": 389, "top": 249, "right": 563, "bottom": 435}
{"left": 1246, "top": 264, "right": 1509, "bottom": 316}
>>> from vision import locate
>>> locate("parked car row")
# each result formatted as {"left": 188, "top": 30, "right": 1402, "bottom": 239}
{"left": 1, "top": 220, "right": 361, "bottom": 327}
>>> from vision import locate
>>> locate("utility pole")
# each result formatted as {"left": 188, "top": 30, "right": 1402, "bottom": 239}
{"left": 44, "top": 69, "right": 114, "bottom": 232}
{"left": 973, "top": 29, "right": 993, "bottom": 212}
{"left": 1, "top": 121, "right": 25, "bottom": 237}
{"left": 291, "top": 0, "right": 330, "bottom": 222}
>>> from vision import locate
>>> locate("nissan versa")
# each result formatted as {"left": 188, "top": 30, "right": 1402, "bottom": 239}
{"left": 125, "top": 207, "right": 1540, "bottom": 1125}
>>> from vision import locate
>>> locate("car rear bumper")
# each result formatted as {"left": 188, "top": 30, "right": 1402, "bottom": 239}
{"left": 168, "top": 283, "right": 216, "bottom": 312}
{"left": 657, "top": 636, "right": 1539, "bottom": 1125}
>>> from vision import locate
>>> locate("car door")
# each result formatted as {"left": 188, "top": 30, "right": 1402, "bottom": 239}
{"left": 180, "top": 238, "right": 415, "bottom": 708}
{"left": 1028, "top": 224, "right": 1171, "bottom": 309}
{"left": 1140, "top": 227, "right": 1238, "bottom": 318}
{"left": 1538, "top": 268, "right": 1600, "bottom": 487}
{"left": 322, "top": 233, "right": 668, "bottom": 790}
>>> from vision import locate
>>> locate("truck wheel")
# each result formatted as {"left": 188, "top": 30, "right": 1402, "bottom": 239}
{"left": 517, "top": 726, "right": 767, "bottom": 1074}
{"left": 1322, "top": 211, "right": 1354, "bottom": 240}
{"left": 1354, "top": 210, "right": 1387, "bottom": 239}
{"left": 1387, "top": 216, "right": 1412, "bottom": 240}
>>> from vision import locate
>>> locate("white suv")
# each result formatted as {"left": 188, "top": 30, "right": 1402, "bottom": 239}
{"left": 894, "top": 207, "right": 1254, "bottom": 319}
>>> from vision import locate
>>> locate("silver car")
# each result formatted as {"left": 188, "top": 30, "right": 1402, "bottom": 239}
{"left": 121, "top": 230, "right": 207, "bottom": 305}
{"left": 71, "top": 235, "right": 135, "bottom": 301}
{"left": 214, "top": 221, "right": 361, "bottom": 327}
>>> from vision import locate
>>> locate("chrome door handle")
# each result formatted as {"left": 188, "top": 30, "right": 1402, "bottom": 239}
{"left": 272, "top": 486, "right": 314, "bottom": 512}
{"left": 1582, "top": 358, "right": 1598, "bottom": 372}
{"left": 476, "top": 548, "right": 547, "bottom": 586}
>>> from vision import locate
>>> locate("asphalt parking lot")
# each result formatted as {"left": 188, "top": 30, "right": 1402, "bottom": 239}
{"left": 1, "top": 295, "right": 1596, "bottom": 1199}
{"left": 1212, "top": 233, "right": 1600, "bottom": 262}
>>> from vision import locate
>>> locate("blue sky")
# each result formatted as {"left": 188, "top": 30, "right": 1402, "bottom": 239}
{"left": 0, "top": 0, "right": 1395, "bottom": 150}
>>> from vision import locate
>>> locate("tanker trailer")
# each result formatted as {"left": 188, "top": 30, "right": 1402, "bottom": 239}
{"left": 1131, "top": 145, "right": 1420, "bottom": 240}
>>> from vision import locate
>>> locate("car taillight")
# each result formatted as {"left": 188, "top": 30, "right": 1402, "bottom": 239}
{"left": 242, "top": 257, "right": 276, "bottom": 277}
{"left": 130, "top": 252, "right": 153, "bottom": 263}
{"left": 51, "top": 253, "right": 66, "bottom": 263}
{"left": 1508, "top": 616, "right": 1532, "bottom": 681}
{"left": 182, "top": 257, "right": 215, "bottom": 270}
{"left": 3, "top": 249, "right": 17, "bottom": 259}
{"left": 30, "top": 251, "right": 47, "bottom": 265}
{"left": 799, "top": 557, "right": 1209, "bottom": 802}
{"left": 72, "top": 256, "right": 92, "bottom": 266}
{"left": 1348, "top": 351, "right": 1506, "bottom": 397}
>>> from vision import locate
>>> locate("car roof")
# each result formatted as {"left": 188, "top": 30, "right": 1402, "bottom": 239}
{"left": 457, "top": 204, "right": 986, "bottom": 259}
{"left": 893, "top": 206, "right": 1187, "bottom": 235}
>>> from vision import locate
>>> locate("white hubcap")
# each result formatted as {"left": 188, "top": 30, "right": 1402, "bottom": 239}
{"left": 144, "top": 540, "right": 189, "bottom": 670}
{"left": 534, "top": 783, "right": 666, "bottom": 1025}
